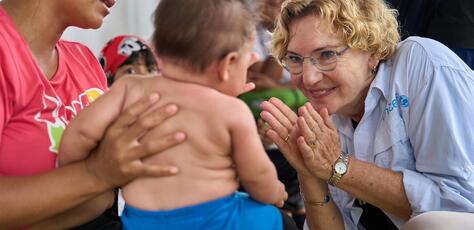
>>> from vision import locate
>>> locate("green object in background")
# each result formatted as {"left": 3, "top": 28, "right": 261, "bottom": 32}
{"left": 239, "top": 88, "right": 308, "bottom": 119}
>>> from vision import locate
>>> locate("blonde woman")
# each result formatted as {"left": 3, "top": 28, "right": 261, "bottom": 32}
{"left": 261, "top": 0, "right": 474, "bottom": 229}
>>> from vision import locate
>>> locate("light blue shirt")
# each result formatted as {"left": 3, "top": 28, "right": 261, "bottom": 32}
{"left": 324, "top": 37, "right": 474, "bottom": 229}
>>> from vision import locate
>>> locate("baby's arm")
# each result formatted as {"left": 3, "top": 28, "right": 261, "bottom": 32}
{"left": 230, "top": 100, "right": 286, "bottom": 205}
{"left": 58, "top": 80, "right": 131, "bottom": 166}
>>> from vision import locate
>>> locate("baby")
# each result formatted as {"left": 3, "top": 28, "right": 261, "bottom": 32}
{"left": 59, "top": 0, "right": 288, "bottom": 229}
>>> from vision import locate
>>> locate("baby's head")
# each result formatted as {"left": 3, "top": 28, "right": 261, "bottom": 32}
{"left": 99, "top": 35, "right": 158, "bottom": 86}
{"left": 152, "top": 0, "right": 258, "bottom": 96}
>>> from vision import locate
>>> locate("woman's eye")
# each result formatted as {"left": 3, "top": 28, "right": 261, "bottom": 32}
{"left": 288, "top": 55, "right": 303, "bottom": 63}
{"left": 319, "top": 50, "right": 336, "bottom": 60}
{"left": 126, "top": 68, "right": 136, "bottom": 74}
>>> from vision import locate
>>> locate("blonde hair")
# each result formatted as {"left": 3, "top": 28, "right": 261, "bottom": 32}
{"left": 272, "top": 0, "right": 400, "bottom": 62}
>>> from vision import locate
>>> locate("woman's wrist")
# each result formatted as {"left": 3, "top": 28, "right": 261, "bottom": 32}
{"left": 80, "top": 159, "right": 113, "bottom": 192}
{"left": 298, "top": 174, "right": 327, "bottom": 189}
{"left": 298, "top": 174, "right": 329, "bottom": 203}
{"left": 300, "top": 189, "right": 331, "bottom": 207}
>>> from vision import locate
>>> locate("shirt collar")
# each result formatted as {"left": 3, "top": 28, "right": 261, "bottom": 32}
{"left": 333, "top": 115, "right": 353, "bottom": 139}
{"left": 333, "top": 59, "right": 393, "bottom": 138}
{"left": 370, "top": 59, "right": 393, "bottom": 102}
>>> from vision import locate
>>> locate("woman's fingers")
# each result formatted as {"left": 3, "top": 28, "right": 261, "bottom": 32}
{"left": 134, "top": 163, "right": 179, "bottom": 177}
{"left": 301, "top": 103, "right": 326, "bottom": 132}
{"left": 266, "top": 129, "right": 291, "bottom": 153}
{"left": 261, "top": 98, "right": 333, "bottom": 179}
{"left": 319, "top": 107, "right": 336, "bottom": 129}
{"left": 295, "top": 136, "right": 333, "bottom": 180}
{"left": 121, "top": 103, "right": 178, "bottom": 142}
{"left": 268, "top": 97, "right": 298, "bottom": 124}
{"left": 132, "top": 132, "right": 186, "bottom": 161}
{"left": 88, "top": 94, "right": 186, "bottom": 188}
{"left": 111, "top": 93, "right": 160, "bottom": 130}
{"left": 297, "top": 109, "right": 319, "bottom": 141}
{"left": 266, "top": 128, "right": 311, "bottom": 176}
{"left": 296, "top": 136, "right": 316, "bottom": 163}
{"left": 111, "top": 156, "right": 178, "bottom": 181}
{"left": 261, "top": 98, "right": 296, "bottom": 128}
{"left": 260, "top": 111, "right": 291, "bottom": 141}
{"left": 260, "top": 98, "right": 298, "bottom": 141}
{"left": 295, "top": 109, "right": 341, "bottom": 180}
{"left": 257, "top": 118, "right": 274, "bottom": 147}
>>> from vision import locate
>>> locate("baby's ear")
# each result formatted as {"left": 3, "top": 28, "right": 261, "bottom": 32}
{"left": 217, "top": 51, "right": 239, "bottom": 82}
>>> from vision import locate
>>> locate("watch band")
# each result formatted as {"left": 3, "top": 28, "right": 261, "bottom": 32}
{"left": 328, "top": 152, "right": 350, "bottom": 186}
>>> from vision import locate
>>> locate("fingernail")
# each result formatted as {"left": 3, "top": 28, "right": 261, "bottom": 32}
{"left": 166, "top": 104, "right": 178, "bottom": 114}
{"left": 175, "top": 132, "right": 185, "bottom": 141}
{"left": 169, "top": 167, "right": 179, "bottom": 173}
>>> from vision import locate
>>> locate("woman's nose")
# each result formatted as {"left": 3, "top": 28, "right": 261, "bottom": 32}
{"left": 301, "top": 60, "right": 324, "bottom": 87}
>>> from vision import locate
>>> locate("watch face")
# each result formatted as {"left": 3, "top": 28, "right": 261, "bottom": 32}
{"left": 335, "top": 162, "right": 347, "bottom": 174}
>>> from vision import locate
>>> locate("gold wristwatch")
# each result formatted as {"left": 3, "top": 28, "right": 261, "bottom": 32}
{"left": 328, "top": 152, "right": 350, "bottom": 186}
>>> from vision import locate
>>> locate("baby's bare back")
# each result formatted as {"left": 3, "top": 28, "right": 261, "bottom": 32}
{"left": 121, "top": 77, "right": 240, "bottom": 210}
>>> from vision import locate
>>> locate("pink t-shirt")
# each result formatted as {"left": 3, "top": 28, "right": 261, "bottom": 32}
{"left": 0, "top": 7, "right": 107, "bottom": 176}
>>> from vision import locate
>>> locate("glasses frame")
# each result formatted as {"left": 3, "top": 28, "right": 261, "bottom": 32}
{"left": 281, "top": 47, "right": 349, "bottom": 74}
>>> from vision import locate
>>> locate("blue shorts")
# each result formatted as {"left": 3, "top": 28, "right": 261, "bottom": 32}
{"left": 121, "top": 192, "right": 282, "bottom": 230}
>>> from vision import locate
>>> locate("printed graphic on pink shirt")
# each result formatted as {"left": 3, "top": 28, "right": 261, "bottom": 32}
{"left": 34, "top": 88, "right": 104, "bottom": 153}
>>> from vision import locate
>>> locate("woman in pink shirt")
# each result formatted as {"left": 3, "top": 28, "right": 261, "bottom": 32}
{"left": 0, "top": 0, "right": 184, "bottom": 229}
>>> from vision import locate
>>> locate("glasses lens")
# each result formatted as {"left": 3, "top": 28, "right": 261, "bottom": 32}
{"left": 311, "top": 50, "right": 338, "bottom": 71}
{"left": 282, "top": 56, "right": 302, "bottom": 74}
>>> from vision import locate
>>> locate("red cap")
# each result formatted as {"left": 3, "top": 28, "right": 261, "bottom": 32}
{"left": 98, "top": 35, "right": 151, "bottom": 78}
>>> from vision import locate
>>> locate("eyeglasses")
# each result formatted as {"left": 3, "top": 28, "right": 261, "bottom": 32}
{"left": 281, "top": 47, "right": 349, "bottom": 74}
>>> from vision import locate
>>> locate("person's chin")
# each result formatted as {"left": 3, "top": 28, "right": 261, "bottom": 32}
{"left": 90, "top": 21, "right": 104, "bottom": 29}
{"left": 80, "top": 17, "right": 105, "bottom": 29}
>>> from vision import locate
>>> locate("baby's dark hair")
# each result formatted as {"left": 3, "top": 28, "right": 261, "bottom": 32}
{"left": 152, "top": 0, "right": 258, "bottom": 73}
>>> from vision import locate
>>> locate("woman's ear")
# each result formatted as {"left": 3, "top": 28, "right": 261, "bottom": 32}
{"left": 368, "top": 52, "right": 380, "bottom": 71}
{"left": 217, "top": 51, "right": 239, "bottom": 82}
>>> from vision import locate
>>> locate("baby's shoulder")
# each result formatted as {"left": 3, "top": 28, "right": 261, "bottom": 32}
{"left": 186, "top": 89, "right": 251, "bottom": 119}
{"left": 208, "top": 92, "right": 248, "bottom": 110}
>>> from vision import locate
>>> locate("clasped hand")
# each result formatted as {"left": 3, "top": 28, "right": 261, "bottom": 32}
{"left": 260, "top": 98, "right": 341, "bottom": 181}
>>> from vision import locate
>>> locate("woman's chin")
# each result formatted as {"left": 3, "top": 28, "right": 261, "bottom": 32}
{"left": 80, "top": 19, "right": 104, "bottom": 30}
